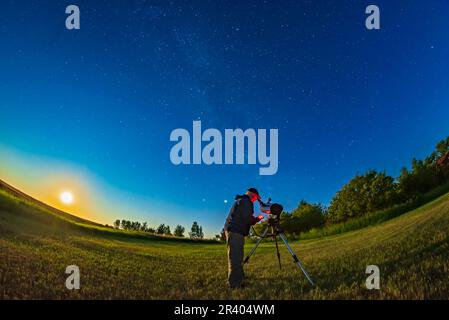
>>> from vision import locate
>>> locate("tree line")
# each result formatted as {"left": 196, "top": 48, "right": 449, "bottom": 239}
{"left": 113, "top": 219, "right": 204, "bottom": 239}
{"left": 112, "top": 136, "right": 449, "bottom": 240}
{"left": 255, "top": 136, "right": 449, "bottom": 236}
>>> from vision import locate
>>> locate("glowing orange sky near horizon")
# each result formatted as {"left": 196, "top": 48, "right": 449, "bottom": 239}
{"left": 0, "top": 146, "right": 110, "bottom": 223}
{"left": 0, "top": 144, "right": 206, "bottom": 231}
{"left": 0, "top": 145, "right": 220, "bottom": 236}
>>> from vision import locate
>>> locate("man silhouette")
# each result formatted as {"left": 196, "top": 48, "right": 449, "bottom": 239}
{"left": 224, "top": 188, "right": 263, "bottom": 288}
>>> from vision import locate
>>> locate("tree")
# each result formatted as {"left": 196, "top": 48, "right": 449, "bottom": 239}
{"left": 398, "top": 160, "right": 441, "bottom": 199}
{"left": 146, "top": 227, "right": 155, "bottom": 234}
{"left": 157, "top": 224, "right": 166, "bottom": 235}
{"left": 327, "top": 170, "right": 399, "bottom": 223}
{"left": 189, "top": 221, "right": 204, "bottom": 239}
{"left": 164, "top": 225, "right": 172, "bottom": 236}
{"left": 113, "top": 219, "right": 121, "bottom": 229}
{"left": 280, "top": 201, "right": 325, "bottom": 234}
{"left": 141, "top": 222, "right": 148, "bottom": 232}
{"left": 131, "top": 221, "right": 141, "bottom": 231}
{"left": 174, "top": 225, "right": 185, "bottom": 237}
{"left": 436, "top": 137, "right": 449, "bottom": 156}
{"left": 397, "top": 137, "right": 449, "bottom": 200}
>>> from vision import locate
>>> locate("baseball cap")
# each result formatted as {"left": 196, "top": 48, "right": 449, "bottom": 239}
{"left": 247, "top": 187, "right": 261, "bottom": 199}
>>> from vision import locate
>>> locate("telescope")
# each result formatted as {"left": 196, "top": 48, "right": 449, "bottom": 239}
{"left": 258, "top": 198, "right": 283, "bottom": 217}
{"left": 246, "top": 197, "right": 315, "bottom": 286}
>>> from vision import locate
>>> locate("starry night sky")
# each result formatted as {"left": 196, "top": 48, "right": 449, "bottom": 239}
{"left": 1, "top": 0, "right": 449, "bottom": 235}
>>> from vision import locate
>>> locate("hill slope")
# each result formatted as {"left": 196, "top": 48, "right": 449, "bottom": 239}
{"left": 0, "top": 179, "right": 102, "bottom": 226}
{"left": 1, "top": 181, "right": 449, "bottom": 299}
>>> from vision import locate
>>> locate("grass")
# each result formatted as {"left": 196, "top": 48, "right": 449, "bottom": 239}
{"left": 300, "top": 181, "right": 449, "bottom": 240}
{"left": 1, "top": 186, "right": 449, "bottom": 299}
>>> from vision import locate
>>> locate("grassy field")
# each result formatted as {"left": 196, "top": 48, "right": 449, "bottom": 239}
{"left": 1, "top": 184, "right": 449, "bottom": 299}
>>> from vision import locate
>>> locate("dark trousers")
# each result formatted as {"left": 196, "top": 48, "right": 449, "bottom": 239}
{"left": 225, "top": 231, "right": 245, "bottom": 288}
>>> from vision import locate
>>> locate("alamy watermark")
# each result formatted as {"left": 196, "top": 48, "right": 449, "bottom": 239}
{"left": 365, "top": 265, "right": 380, "bottom": 290}
{"left": 65, "top": 5, "right": 80, "bottom": 30}
{"left": 65, "top": 265, "right": 80, "bottom": 290}
{"left": 365, "top": 5, "right": 381, "bottom": 30}
{"left": 64, "top": 5, "right": 380, "bottom": 31}
{"left": 169, "top": 121, "right": 279, "bottom": 175}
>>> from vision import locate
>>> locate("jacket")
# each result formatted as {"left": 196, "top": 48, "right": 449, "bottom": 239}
{"left": 224, "top": 194, "right": 258, "bottom": 236}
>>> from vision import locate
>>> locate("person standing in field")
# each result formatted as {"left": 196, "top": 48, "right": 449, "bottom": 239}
{"left": 224, "top": 188, "right": 263, "bottom": 288}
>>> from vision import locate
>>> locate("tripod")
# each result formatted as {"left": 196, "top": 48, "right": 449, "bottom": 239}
{"left": 243, "top": 217, "right": 315, "bottom": 286}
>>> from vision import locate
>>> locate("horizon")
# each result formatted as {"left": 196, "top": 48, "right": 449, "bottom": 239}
{"left": 1, "top": 132, "right": 448, "bottom": 237}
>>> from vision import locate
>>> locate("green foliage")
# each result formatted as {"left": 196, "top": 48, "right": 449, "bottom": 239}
{"left": 436, "top": 136, "right": 449, "bottom": 155}
{"left": 164, "top": 225, "right": 172, "bottom": 235}
{"left": 174, "top": 225, "right": 185, "bottom": 237}
{"left": 312, "top": 136, "right": 449, "bottom": 228}
{"left": 119, "top": 219, "right": 153, "bottom": 232}
{"left": 300, "top": 181, "right": 449, "bottom": 240}
{"left": 398, "top": 161, "right": 441, "bottom": 199}
{"left": 327, "top": 170, "right": 399, "bottom": 223}
{"left": 398, "top": 136, "right": 449, "bottom": 200}
{"left": 157, "top": 223, "right": 166, "bottom": 235}
{"left": 113, "top": 219, "right": 184, "bottom": 237}
{"left": 155, "top": 224, "right": 172, "bottom": 235}
{"left": 280, "top": 201, "right": 325, "bottom": 235}
{"left": 189, "top": 221, "right": 204, "bottom": 239}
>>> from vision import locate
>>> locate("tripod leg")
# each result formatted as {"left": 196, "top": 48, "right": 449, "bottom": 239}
{"left": 274, "top": 235, "right": 281, "bottom": 270}
{"left": 278, "top": 232, "right": 315, "bottom": 286}
{"left": 243, "top": 226, "right": 269, "bottom": 264}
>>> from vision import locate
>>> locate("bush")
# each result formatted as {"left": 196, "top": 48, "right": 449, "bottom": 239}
{"left": 300, "top": 181, "right": 449, "bottom": 240}
{"left": 327, "top": 170, "right": 399, "bottom": 223}
{"left": 280, "top": 201, "right": 325, "bottom": 234}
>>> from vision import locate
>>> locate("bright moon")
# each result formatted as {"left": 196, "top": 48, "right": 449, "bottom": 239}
{"left": 60, "top": 191, "right": 74, "bottom": 205}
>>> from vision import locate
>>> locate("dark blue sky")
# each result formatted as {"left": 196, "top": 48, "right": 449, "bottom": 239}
{"left": 1, "top": 1, "right": 449, "bottom": 234}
